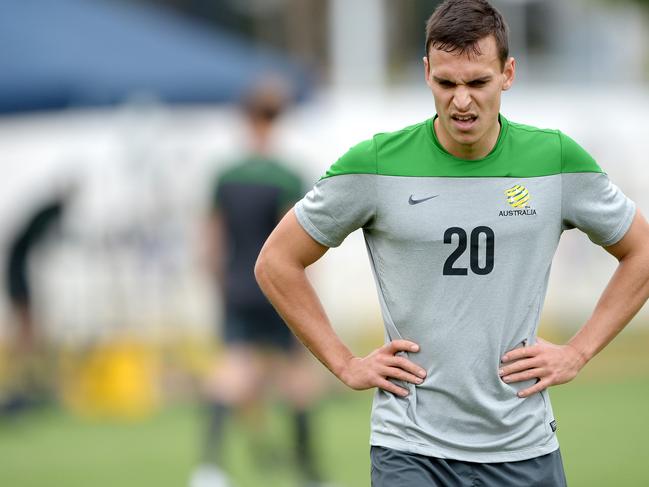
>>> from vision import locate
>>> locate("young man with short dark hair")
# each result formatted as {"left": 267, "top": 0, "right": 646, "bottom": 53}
{"left": 255, "top": 1, "right": 649, "bottom": 485}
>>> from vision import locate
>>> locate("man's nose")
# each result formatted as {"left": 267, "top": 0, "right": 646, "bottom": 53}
{"left": 452, "top": 86, "right": 471, "bottom": 111}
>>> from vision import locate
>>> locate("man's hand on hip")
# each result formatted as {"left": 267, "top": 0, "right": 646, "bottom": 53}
{"left": 499, "top": 338, "right": 587, "bottom": 397}
{"left": 340, "top": 340, "right": 427, "bottom": 397}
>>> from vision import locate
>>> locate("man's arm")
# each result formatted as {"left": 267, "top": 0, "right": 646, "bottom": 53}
{"left": 500, "top": 209, "right": 649, "bottom": 397}
{"left": 255, "top": 209, "right": 427, "bottom": 397}
{"left": 203, "top": 209, "right": 226, "bottom": 289}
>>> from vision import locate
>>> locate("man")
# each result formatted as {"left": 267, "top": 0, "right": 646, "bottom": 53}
{"left": 255, "top": 0, "right": 649, "bottom": 486}
{"left": 191, "top": 80, "right": 326, "bottom": 487}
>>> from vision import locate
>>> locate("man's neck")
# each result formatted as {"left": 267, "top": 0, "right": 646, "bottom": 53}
{"left": 434, "top": 117, "right": 501, "bottom": 160}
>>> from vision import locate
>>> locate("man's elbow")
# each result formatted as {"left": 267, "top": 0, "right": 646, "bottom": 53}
{"left": 255, "top": 243, "right": 282, "bottom": 294}
{"left": 254, "top": 247, "right": 270, "bottom": 289}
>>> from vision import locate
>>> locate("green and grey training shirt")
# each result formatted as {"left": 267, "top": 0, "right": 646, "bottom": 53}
{"left": 294, "top": 115, "right": 635, "bottom": 463}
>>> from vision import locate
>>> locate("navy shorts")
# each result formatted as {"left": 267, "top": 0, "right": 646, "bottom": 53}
{"left": 371, "top": 446, "right": 567, "bottom": 487}
{"left": 222, "top": 304, "right": 296, "bottom": 350}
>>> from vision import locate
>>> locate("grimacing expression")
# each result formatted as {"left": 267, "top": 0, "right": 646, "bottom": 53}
{"left": 424, "top": 35, "right": 515, "bottom": 159}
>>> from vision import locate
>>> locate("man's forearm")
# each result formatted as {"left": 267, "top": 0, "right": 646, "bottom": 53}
{"left": 499, "top": 251, "right": 649, "bottom": 397}
{"left": 256, "top": 210, "right": 427, "bottom": 396}
{"left": 568, "top": 249, "right": 649, "bottom": 363}
{"left": 255, "top": 239, "right": 353, "bottom": 379}
{"left": 500, "top": 212, "right": 649, "bottom": 396}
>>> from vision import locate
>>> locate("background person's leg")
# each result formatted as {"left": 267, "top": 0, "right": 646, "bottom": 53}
{"left": 277, "top": 348, "right": 330, "bottom": 486}
{"left": 192, "top": 346, "right": 266, "bottom": 487}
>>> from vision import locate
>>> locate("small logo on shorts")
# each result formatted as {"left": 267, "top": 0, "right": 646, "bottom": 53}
{"left": 550, "top": 420, "right": 557, "bottom": 432}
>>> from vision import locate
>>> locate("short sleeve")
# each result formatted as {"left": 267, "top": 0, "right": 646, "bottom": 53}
{"left": 294, "top": 139, "right": 377, "bottom": 248}
{"left": 561, "top": 134, "right": 635, "bottom": 246}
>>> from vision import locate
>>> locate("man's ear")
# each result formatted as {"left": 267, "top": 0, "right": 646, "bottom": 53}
{"left": 423, "top": 56, "right": 433, "bottom": 89}
{"left": 502, "top": 57, "right": 516, "bottom": 91}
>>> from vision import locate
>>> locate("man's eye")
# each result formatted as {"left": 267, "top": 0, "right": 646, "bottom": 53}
{"left": 438, "top": 81, "right": 455, "bottom": 88}
{"left": 468, "top": 80, "right": 487, "bottom": 87}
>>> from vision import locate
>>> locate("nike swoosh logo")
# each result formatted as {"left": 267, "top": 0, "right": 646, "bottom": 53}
{"left": 408, "top": 194, "right": 439, "bottom": 205}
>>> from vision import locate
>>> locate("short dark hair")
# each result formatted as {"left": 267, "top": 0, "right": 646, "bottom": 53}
{"left": 241, "top": 75, "right": 292, "bottom": 122}
{"left": 425, "top": 0, "right": 509, "bottom": 69}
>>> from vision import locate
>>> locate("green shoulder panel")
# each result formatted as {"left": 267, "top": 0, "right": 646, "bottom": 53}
{"left": 218, "top": 157, "right": 300, "bottom": 187}
{"left": 374, "top": 120, "right": 440, "bottom": 177}
{"left": 374, "top": 118, "right": 565, "bottom": 178}
{"left": 559, "top": 131, "right": 603, "bottom": 174}
{"left": 322, "top": 138, "right": 377, "bottom": 178}
{"left": 321, "top": 117, "right": 602, "bottom": 179}
{"left": 502, "top": 121, "right": 562, "bottom": 177}
{"left": 213, "top": 156, "right": 304, "bottom": 208}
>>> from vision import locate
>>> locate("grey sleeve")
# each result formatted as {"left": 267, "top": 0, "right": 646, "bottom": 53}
{"left": 561, "top": 172, "right": 636, "bottom": 246}
{"left": 294, "top": 174, "right": 376, "bottom": 248}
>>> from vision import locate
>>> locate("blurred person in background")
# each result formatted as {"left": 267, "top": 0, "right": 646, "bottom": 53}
{"left": 1, "top": 186, "right": 73, "bottom": 415}
{"left": 191, "top": 79, "right": 328, "bottom": 487}
{"left": 255, "top": 0, "right": 649, "bottom": 486}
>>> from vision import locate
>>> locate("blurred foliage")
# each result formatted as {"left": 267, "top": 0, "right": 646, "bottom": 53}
{"left": 1, "top": 332, "right": 648, "bottom": 486}
{"left": 2, "top": 379, "right": 649, "bottom": 487}
{"left": 607, "top": 0, "right": 649, "bottom": 9}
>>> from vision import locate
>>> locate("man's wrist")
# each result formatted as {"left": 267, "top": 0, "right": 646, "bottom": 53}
{"left": 333, "top": 353, "right": 357, "bottom": 385}
{"left": 565, "top": 341, "right": 590, "bottom": 369}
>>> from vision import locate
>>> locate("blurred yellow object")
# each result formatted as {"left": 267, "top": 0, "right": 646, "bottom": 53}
{"left": 61, "top": 338, "right": 160, "bottom": 419}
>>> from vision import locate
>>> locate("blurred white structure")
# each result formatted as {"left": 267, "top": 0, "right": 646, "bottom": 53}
{"left": 0, "top": 84, "right": 648, "bottom": 346}
{"left": 328, "top": 0, "right": 649, "bottom": 86}
{"left": 329, "top": 0, "right": 388, "bottom": 89}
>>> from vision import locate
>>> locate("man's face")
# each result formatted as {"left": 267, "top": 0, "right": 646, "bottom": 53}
{"left": 424, "top": 35, "right": 515, "bottom": 159}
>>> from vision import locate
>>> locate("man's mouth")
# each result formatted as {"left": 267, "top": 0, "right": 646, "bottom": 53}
{"left": 450, "top": 114, "right": 478, "bottom": 130}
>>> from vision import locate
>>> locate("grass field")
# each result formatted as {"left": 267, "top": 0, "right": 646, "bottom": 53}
{"left": 1, "top": 334, "right": 648, "bottom": 487}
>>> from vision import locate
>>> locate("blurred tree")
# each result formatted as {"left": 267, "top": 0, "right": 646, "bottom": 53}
{"left": 625, "top": 0, "right": 649, "bottom": 7}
